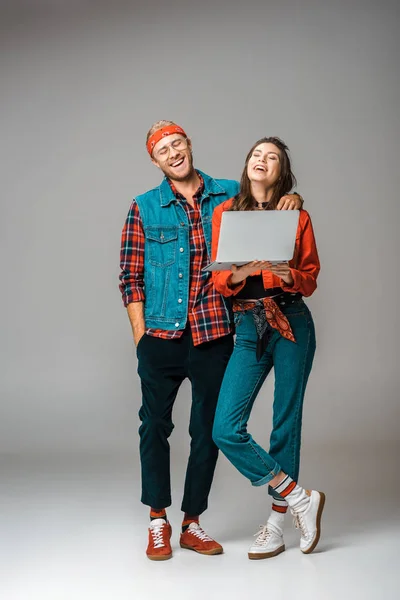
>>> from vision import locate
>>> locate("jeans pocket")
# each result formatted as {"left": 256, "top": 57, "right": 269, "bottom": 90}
{"left": 233, "top": 311, "right": 243, "bottom": 327}
{"left": 286, "top": 309, "right": 306, "bottom": 318}
{"left": 283, "top": 301, "right": 308, "bottom": 319}
{"left": 136, "top": 333, "right": 147, "bottom": 356}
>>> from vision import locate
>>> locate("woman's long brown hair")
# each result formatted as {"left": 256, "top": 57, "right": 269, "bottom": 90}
{"left": 230, "top": 137, "right": 297, "bottom": 211}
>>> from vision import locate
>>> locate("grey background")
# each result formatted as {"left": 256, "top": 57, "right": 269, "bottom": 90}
{"left": 1, "top": 0, "right": 399, "bottom": 455}
{"left": 0, "top": 2, "right": 399, "bottom": 598}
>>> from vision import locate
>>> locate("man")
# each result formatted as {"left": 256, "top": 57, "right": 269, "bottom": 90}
{"left": 119, "top": 121, "right": 303, "bottom": 560}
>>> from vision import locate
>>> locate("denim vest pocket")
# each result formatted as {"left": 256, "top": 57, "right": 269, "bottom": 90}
{"left": 145, "top": 226, "right": 178, "bottom": 267}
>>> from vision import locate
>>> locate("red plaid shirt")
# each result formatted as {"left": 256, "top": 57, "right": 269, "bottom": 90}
{"left": 119, "top": 175, "right": 232, "bottom": 346}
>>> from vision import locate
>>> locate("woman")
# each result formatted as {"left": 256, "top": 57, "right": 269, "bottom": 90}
{"left": 211, "top": 137, "right": 325, "bottom": 559}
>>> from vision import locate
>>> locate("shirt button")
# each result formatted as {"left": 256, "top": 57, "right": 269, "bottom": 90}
{"left": 178, "top": 298, "right": 182, "bottom": 303}
{"left": 179, "top": 273, "right": 183, "bottom": 278}
{"left": 180, "top": 222, "right": 185, "bottom": 227}
{"left": 175, "top": 322, "right": 180, "bottom": 327}
{"left": 180, "top": 247, "right": 184, "bottom": 253}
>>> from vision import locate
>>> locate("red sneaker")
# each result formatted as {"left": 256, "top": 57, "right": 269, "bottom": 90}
{"left": 146, "top": 519, "right": 172, "bottom": 561}
{"left": 180, "top": 522, "right": 223, "bottom": 555}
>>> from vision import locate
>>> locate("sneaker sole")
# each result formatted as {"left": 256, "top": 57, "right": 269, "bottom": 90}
{"left": 302, "top": 491, "right": 326, "bottom": 554}
{"left": 248, "top": 544, "right": 285, "bottom": 560}
{"left": 180, "top": 543, "right": 223, "bottom": 555}
{"left": 147, "top": 553, "right": 173, "bottom": 561}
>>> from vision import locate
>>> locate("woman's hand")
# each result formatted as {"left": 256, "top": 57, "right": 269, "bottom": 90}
{"left": 229, "top": 261, "right": 294, "bottom": 287}
{"left": 264, "top": 262, "right": 294, "bottom": 286}
{"left": 277, "top": 194, "right": 303, "bottom": 210}
{"left": 230, "top": 261, "right": 270, "bottom": 286}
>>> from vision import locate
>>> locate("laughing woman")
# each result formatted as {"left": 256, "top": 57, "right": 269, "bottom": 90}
{"left": 211, "top": 137, "right": 325, "bottom": 559}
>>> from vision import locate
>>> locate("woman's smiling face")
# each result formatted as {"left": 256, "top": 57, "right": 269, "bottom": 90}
{"left": 247, "top": 142, "right": 282, "bottom": 188}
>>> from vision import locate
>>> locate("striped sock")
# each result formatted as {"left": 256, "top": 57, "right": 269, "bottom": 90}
{"left": 272, "top": 474, "right": 309, "bottom": 511}
{"left": 268, "top": 492, "right": 287, "bottom": 531}
{"left": 273, "top": 474, "right": 297, "bottom": 498}
{"left": 182, "top": 514, "right": 199, "bottom": 533}
{"left": 272, "top": 497, "right": 288, "bottom": 514}
{"left": 150, "top": 508, "right": 167, "bottom": 522}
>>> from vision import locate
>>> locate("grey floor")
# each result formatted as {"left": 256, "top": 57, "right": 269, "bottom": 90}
{"left": 1, "top": 445, "right": 398, "bottom": 600}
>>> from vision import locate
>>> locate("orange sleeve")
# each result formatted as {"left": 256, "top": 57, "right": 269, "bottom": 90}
{"left": 281, "top": 210, "right": 320, "bottom": 297}
{"left": 211, "top": 200, "right": 247, "bottom": 297}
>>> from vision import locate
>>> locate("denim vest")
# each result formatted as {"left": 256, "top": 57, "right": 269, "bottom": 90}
{"left": 134, "top": 170, "right": 239, "bottom": 330}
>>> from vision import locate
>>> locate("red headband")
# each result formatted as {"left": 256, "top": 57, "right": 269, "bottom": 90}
{"left": 146, "top": 125, "right": 187, "bottom": 156}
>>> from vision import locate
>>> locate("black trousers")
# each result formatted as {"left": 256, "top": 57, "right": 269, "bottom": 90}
{"left": 137, "top": 328, "right": 234, "bottom": 515}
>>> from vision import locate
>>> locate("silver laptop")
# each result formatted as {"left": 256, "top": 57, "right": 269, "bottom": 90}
{"left": 203, "top": 210, "right": 299, "bottom": 272}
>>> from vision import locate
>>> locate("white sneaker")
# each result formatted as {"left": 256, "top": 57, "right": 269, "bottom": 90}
{"left": 291, "top": 490, "right": 325, "bottom": 554}
{"left": 248, "top": 522, "right": 285, "bottom": 560}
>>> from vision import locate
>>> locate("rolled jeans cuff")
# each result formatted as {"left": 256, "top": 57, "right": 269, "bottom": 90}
{"left": 251, "top": 462, "right": 281, "bottom": 487}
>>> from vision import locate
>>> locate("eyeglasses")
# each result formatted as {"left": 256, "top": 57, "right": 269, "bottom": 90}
{"left": 153, "top": 138, "right": 188, "bottom": 160}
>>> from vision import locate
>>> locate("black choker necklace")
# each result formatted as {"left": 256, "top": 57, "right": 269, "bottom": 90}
{"left": 254, "top": 201, "right": 269, "bottom": 209}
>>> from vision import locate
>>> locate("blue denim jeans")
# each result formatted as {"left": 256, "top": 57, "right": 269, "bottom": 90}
{"left": 212, "top": 300, "right": 316, "bottom": 491}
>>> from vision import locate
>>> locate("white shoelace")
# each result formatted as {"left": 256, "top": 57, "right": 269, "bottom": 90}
{"left": 253, "top": 525, "right": 273, "bottom": 547}
{"left": 187, "top": 523, "right": 213, "bottom": 542}
{"left": 293, "top": 513, "right": 310, "bottom": 540}
{"left": 150, "top": 522, "right": 167, "bottom": 548}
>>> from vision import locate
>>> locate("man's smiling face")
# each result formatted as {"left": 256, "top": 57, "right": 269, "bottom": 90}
{"left": 151, "top": 134, "right": 194, "bottom": 182}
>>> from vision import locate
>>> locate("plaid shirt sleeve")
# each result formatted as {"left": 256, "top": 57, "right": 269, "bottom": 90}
{"left": 119, "top": 200, "right": 146, "bottom": 306}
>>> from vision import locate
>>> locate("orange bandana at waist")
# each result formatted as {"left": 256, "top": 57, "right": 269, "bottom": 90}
{"left": 147, "top": 125, "right": 187, "bottom": 156}
{"left": 233, "top": 295, "right": 298, "bottom": 361}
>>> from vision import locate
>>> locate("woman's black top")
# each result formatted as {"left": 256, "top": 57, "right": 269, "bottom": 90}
{"left": 235, "top": 275, "right": 283, "bottom": 299}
